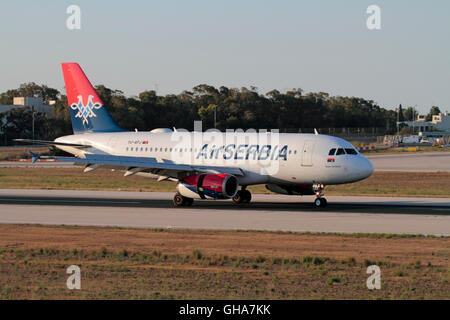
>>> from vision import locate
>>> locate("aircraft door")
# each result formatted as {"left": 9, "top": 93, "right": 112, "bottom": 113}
{"left": 301, "top": 140, "right": 315, "bottom": 166}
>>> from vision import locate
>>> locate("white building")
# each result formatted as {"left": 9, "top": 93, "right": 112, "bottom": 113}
{"left": 398, "top": 112, "right": 450, "bottom": 132}
{"left": 431, "top": 112, "right": 450, "bottom": 131}
{"left": 0, "top": 97, "right": 52, "bottom": 115}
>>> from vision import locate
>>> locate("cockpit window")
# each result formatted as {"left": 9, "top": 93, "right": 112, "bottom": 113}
{"left": 345, "top": 148, "right": 358, "bottom": 155}
{"left": 336, "top": 148, "right": 346, "bottom": 155}
{"left": 328, "top": 148, "right": 336, "bottom": 156}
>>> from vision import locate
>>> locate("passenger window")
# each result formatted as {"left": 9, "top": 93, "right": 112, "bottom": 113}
{"left": 336, "top": 148, "right": 346, "bottom": 155}
{"left": 328, "top": 148, "right": 336, "bottom": 156}
{"left": 345, "top": 148, "right": 358, "bottom": 155}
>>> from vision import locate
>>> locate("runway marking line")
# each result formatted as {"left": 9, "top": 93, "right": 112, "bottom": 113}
{"left": 0, "top": 198, "right": 140, "bottom": 204}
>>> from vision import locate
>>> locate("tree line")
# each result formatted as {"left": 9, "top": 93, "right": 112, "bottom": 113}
{"left": 0, "top": 82, "right": 440, "bottom": 145}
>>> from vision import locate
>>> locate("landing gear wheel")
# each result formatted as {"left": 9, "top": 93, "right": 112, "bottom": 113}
{"left": 232, "top": 190, "right": 244, "bottom": 204}
{"left": 242, "top": 190, "right": 252, "bottom": 204}
{"left": 185, "top": 197, "right": 194, "bottom": 206}
{"left": 233, "top": 189, "right": 252, "bottom": 204}
{"left": 314, "top": 197, "right": 327, "bottom": 208}
{"left": 173, "top": 193, "right": 185, "bottom": 207}
{"left": 173, "top": 193, "right": 193, "bottom": 207}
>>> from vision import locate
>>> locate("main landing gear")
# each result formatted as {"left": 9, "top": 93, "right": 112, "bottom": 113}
{"left": 313, "top": 183, "right": 327, "bottom": 208}
{"left": 173, "top": 193, "right": 194, "bottom": 207}
{"left": 232, "top": 187, "right": 252, "bottom": 204}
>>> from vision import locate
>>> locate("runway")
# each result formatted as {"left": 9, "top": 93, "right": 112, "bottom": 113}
{"left": 0, "top": 189, "right": 449, "bottom": 236}
{"left": 0, "top": 161, "right": 76, "bottom": 168}
{"left": 366, "top": 152, "right": 450, "bottom": 172}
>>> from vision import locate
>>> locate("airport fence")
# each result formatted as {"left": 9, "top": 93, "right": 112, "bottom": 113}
{"left": 282, "top": 127, "right": 387, "bottom": 136}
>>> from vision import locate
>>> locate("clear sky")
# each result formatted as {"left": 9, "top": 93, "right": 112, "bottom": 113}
{"left": 0, "top": 0, "right": 449, "bottom": 114}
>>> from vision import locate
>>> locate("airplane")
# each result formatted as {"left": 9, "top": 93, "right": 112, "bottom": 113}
{"left": 16, "top": 63, "right": 374, "bottom": 208}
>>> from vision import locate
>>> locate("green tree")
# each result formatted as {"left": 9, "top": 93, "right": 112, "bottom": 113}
{"left": 426, "top": 106, "right": 441, "bottom": 121}
{"left": 198, "top": 104, "right": 217, "bottom": 128}
{"left": 398, "top": 104, "right": 404, "bottom": 122}
{"left": 403, "top": 107, "right": 416, "bottom": 122}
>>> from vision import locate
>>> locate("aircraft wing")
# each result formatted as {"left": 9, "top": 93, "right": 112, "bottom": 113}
{"left": 30, "top": 152, "right": 245, "bottom": 178}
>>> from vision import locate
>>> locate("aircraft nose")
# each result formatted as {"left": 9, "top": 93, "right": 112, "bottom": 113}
{"left": 360, "top": 156, "right": 374, "bottom": 179}
{"left": 349, "top": 156, "right": 374, "bottom": 182}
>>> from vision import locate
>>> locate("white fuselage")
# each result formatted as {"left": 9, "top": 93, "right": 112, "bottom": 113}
{"left": 55, "top": 131, "right": 374, "bottom": 186}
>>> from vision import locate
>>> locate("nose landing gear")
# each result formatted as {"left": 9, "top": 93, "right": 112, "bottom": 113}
{"left": 313, "top": 183, "right": 327, "bottom": 208}
{"left": 314, "top": 197, "right": 327, "bottom": 207}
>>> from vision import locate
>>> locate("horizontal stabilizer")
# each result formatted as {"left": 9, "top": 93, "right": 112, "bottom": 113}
{"left": 14, "top": 139, "right": 88, "bottom": 147}
{"left": 28, "top": 151, "right": 59, "bottom": 164}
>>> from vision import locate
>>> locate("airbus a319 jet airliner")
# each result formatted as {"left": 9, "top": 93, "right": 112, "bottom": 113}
{"left": 17, "top": 63, "right": 374, "bottom": 207}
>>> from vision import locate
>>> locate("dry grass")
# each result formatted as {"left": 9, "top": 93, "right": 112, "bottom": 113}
{"left": 0, "top": 225, "right": 448, "bottom": 299}
{"left": 0, "top": 167, "right": 449, "bottom": 197}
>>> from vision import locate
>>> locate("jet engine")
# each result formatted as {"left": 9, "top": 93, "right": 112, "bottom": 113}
{"left": 265, "top": 184, "right": 315, "bottom": 195}
{"left": 177, "top": 173, "right": 239, "bottom": 199}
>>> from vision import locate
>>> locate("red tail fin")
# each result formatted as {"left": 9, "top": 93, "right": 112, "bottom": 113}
{"left": 61, "top": 63, "right": 123, "bottom": 133}
{"left": 62, "top": 63, "right": 104, "bottom": 107}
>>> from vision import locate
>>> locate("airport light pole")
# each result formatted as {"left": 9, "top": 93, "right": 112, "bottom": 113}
{"left": 31, "top": 106, "right": 35, "bottom": 141}
{"left": 396, "top": 107, "right": 399, "bottom": 134}
{"left": 412, "top": 105, "right": 417, "bottom": 134}
{"left": 1, "top": 124, "right": 6, "bottom": 146}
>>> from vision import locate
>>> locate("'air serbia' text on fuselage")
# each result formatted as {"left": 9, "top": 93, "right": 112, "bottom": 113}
{"left": 196, "top": 144, "right": 288, "bottom": 161}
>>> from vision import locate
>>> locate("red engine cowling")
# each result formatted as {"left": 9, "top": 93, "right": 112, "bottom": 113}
{"left": 177, "top": 174, "right": 239, "bottom": 199}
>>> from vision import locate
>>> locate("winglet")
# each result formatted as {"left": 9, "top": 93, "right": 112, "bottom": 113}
{"left": 314, "top": 128, "right": 319, "bottom": 135}
{"left": 29, "top": 151, "right": 40, "bottom": 163}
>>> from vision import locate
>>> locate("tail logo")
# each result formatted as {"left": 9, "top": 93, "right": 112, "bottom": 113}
{"left": 70, "top": 95, "right": 103, "bottom": 125}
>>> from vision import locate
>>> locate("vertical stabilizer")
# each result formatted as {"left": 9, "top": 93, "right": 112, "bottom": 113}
{"left": 61, "top": 63, "right": 124, "bottom": 133}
